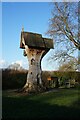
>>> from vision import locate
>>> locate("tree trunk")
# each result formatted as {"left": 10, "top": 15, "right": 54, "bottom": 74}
{"left": 22, "top": 47, "right": 47, "bottom": 93}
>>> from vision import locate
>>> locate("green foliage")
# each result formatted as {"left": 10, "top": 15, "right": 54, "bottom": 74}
{"left": 2, "top": 69, "right": 27, "bottom": 90}
{"left": 2, "top": 69, "right": 80, "bottom": 90}
{"left": 42, "top": 71, "right": 80, "bottom": 88}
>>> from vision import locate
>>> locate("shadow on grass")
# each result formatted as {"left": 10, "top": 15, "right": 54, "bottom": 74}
{"left": 2, "top": 93, "right": 80, "bottom": 119}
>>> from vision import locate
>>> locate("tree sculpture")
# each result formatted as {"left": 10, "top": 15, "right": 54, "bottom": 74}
{"left": 20, "top": 29, "right": 53, "bottom": 93}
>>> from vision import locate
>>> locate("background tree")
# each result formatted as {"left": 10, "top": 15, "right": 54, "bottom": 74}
{"left": 59, "top": 59, "right": 78, "bottom": 71}
{"left": 47, "top": 2, "right": 79, "bottom": 67}
{"left": 8, "top": 63, "right": 23, "bottom": 70}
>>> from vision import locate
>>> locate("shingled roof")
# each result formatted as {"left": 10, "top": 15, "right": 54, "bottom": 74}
{"left": 20, "top": 32, "right": 54, "bottom": 50}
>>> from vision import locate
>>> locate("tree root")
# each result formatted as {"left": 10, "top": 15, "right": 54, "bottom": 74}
{"left": 17, "top": 84, "right": 46, "bottom": 94}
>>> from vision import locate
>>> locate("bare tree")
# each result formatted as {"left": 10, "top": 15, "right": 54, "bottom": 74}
{"left": 8, "top": 63, "right": 23, "bottom": 70}
{"left": 47, "top": 2, "right": 79, "bottom": 65}
{"left": 59, "top": 59, "right": 78, "bottom": 71}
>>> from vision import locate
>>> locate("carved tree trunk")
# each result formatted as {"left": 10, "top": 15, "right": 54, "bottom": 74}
{"left": 19, "top": 31, "right": 53, "bottom": 93}
{"left": 22, "top": 47, "right": 46, "bottom": 93}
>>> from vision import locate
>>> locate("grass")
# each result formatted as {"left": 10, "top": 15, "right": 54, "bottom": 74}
{"left": 2, "top": 88, "right": 80, "bottom": 119}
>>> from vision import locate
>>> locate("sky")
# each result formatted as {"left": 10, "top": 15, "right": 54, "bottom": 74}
{"left": 1, "top": 1, "right": 60, "bottom": 71}
{"left": 1, "top": 0, "right": 79, "bottom": 2}
{"left": 0, "top": 0, "right": 79, "bottom": 71}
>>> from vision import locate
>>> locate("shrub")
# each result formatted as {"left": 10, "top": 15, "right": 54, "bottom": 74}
{"left": 2, "top": 69, "right": 27, "bottom": 90}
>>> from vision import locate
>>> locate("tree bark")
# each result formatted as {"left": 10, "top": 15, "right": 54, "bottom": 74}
{"left": 22, "top": 47, "right": 47, "bottom": 93}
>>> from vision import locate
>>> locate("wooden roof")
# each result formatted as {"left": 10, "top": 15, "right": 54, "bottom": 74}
{"left": 20, "top": 31, "right": 54, "bottom": 50}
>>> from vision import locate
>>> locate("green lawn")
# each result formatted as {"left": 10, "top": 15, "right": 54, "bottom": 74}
{"left": 2, "top": 88, "right": 80, "bottom": 119}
